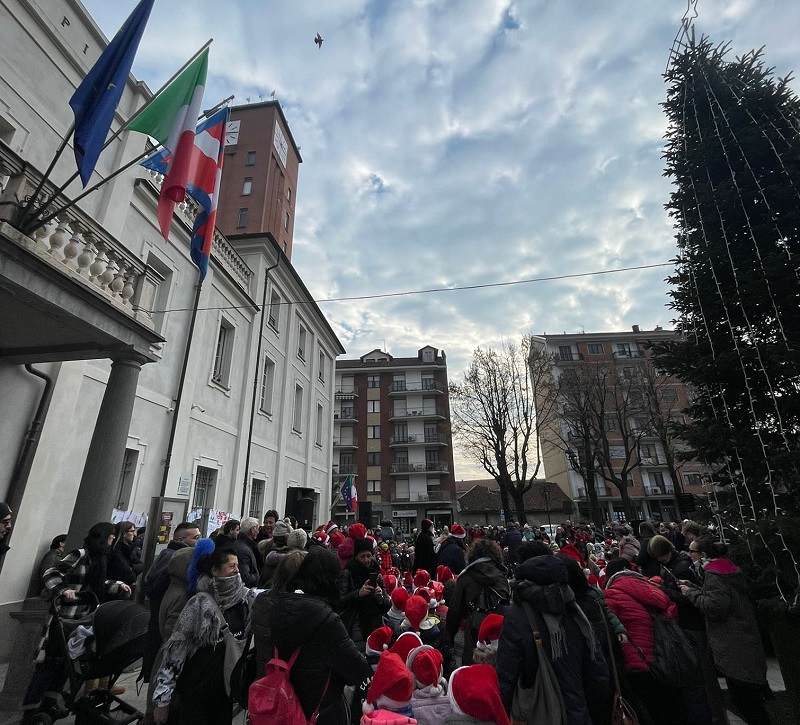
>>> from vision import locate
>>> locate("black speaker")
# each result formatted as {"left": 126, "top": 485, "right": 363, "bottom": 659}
{"left": 358, "top": 501, "right": 373, "bottom": 528}
{"left": 294, "top": 496, "right": 315, "bottom": 530}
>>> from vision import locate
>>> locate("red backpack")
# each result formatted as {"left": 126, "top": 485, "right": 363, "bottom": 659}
{"left": 248, "top": 647, "right": 325, "bottom": 725}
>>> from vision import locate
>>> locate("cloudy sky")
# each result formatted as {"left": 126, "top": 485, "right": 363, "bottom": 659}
{"left": 82, "top": 0, "right": 800, "bottom": 477}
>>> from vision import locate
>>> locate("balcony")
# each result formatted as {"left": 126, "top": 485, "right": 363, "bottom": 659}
{"left": 645, "top": 485, "right": 675, "bottom": 496}
{"left": 332, "top": 464, "right": 358, "bottom": 476}
{"left": 390, "top": 434, "right": 418, "bottom": 446}
{"left": 389, "top": 432, "right": 449, "bottom": 447}
{"left": 639, "top": 457, "right": 661, "bottom": 466}
{"left": 389, "top": 406, "right": 447, "bottom": 421}
{"left": 390, "top": 490, "right": 454, "bottom": 503}
{"left": 333, "top": 437, "right": 358, "bottom": 448}
{"left": 555, "top": 352, "right": 584, "bottom": 364}
{"left": 389, "top": 380, "right": 446, "bottom": 395}
{"left": 335, "top": 386, "right": 359, "bottom": 398}
{"left": 425, "top": 461, "right": 450, "bottom": 473}
{"left": 334, "top": 407, "right": 358, "bottom": 422}
{"left": 613, "top": 350, "right": 646, "bottom": 360}
{"left": 389, "top": 461, "right": 450, "bottom": 475}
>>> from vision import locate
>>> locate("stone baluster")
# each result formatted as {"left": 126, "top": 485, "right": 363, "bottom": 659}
{"left": 33, "top": 219, "right": 54, "bottom": 254}
{"left": 62, "top": 223, "right": 84, "bottom": 269}
{"left": 110, "top": 261, "right": 127, "bottom": 300}
{"left": 76, "top": 232, "right": 97, "bottom": 277}
{"left": 89, "top": 242, "right": 108, "bottom": 286}
{"left": 100, "top": 255, "right": 118, "bottom": 292}
{"left": 121, "top": 267, "right": 136, "bottom": 308}
{"left": 48, "top": 219, "right": 69, "bottom": 258}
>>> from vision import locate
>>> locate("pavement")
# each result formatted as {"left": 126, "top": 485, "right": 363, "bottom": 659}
{"left": 0, "top": 656, "right": 786, "bottom": 724}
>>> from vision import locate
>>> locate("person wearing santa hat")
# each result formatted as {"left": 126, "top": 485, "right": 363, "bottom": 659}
{"left": 472, "top": 612, "right": 503, "bottom": 666}
{"left": 407, "top": 645, "right": 452, "bottom": 725}
{"left": 413, "top": 569, "right": 431, "bottom": 590}
{"left": 445, "top": 665, "right": 509, "bottom": 725}
{"left": 361, "top": 651, "right": 416, "bottom": 724}
{"left": 365, "top": 625, "right": 396, "bottom": 670}
{"left": 310, "top": 530, "right": 330, "bottom": 548}
{"left": 437, "top": 523, "right": 467, "bottom": 575}
{"left": 413, "top": 519, "right": 437, "bottom": 580}
{"left": 387, "top": 587, "right": 410, "bottom": 629}
{"left": 337, "top": 522, "right": 367, "bottom": 569}
{"left": 325, "top": 521, "right": 346, "bottom": 551}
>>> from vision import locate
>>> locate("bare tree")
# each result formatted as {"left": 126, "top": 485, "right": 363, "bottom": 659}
{"left": 450, "top": 336, "right": 557, "bottom": 525}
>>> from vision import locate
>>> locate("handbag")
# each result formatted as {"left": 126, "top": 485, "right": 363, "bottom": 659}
{"left": 599, "top": 607, "right": 640, "bottom": 725}
{"left": 628, "top": 612, "right": 698, "bottom": 688}
{"left": 510, "top": 604, "right": 568, "bottom": 725}
{"left": 230, "top": 633, "right": 257, "bottom": 708}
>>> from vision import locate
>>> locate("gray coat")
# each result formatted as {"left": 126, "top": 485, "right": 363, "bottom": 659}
{"left": 685, "top": 558, "right": 767, "bottom": 684}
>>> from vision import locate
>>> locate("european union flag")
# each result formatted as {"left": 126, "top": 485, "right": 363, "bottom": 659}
{"left": 69, "top": 0, "right": 155, "bottom": 186}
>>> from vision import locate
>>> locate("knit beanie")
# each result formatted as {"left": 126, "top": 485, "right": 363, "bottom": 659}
{"left": 354, "top": 538, "right": 374, "bottom": 556}
{"left": 287, "top": 528, "right": 308, "bottom": 550}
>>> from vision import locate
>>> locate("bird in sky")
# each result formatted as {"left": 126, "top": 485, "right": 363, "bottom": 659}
{"left": 314, "top": 33, "right": 323, "bottom": 49}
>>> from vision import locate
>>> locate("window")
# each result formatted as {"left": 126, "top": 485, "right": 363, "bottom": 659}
{"left": 284, "top": 212, "right": 290, "bottom": 231}
{"left": 268, "top": 290, "right": 281, "bottom": 331}
{"left": 367, "top": 452, "right": 381, "bottom": 466}
{"left": 616, "top": 343, "right": 632, "bottom": 357}
{"left": 145, "top": 253, "right": 172, "bottom": 335}
{"left": 242, "top": 177, "right": 252, "bottom": 195}
{"left": 422, "top": 373, "right": 436, "bottom": 390}
{"left": 298, "top": 323, "right": 307, "bottom": 360}
{"left": 287, "top": 187, "right": 292, "bottom": 203}
{"left": 246, "top": 151, "right": 256, "bottom": 166}
{"left": 660, "top": 388, "right": 678, "bottom": 402}
{"left": 367, "top": 400, "right": 380, "bottom": 413}
{"left": 367, "top": 425, "right": 380, "bottom": 439}
{"left": 650, "top": 472, "right": 665, "bottom": 488}
{"left": 558, "top": 345, "right": 574, "bottom": 361}
{"left": 640, "top": 443, "right": 658, "bottom": 462}
{"left": 116, "top": 449, "right": 138, "bottom": 509}
{"left": 259, "top": 355, "right": 275, "bottom": 413}
{"left": 608, "top": 445, "right": 626, "bottom": 458}
{"left": 237, "top": 208, "right": 248, "bottom": 228}
{"left": 604, "top": 415, "right": 620, "bottom": 431}
{"left": 249, "top": 478, "right": 265, "bottom": 519}
{"left": 367, "top": 375, "right": 380, "bottom": 388}
{"left": 193, "top": 466, "right": 217, "bottom": 509}
{"left": 394, "top": 449, "right": 408, "bottom": 464}
{"left": 367, "top": 480, "right": 381, "bottom": 494}
{"left": 316, "top": 403, "right": 324, "bottom": 446}
{"left": 212, "top": 318, "right": 235, "bottom": 387}
{"left": 422, "top": 348, "right": 435, "bottom": 363}
{"left": 684, "top": 473, "right": 703, "bottom": 486}
{"left": 293, "top": 384, "right": 304, "bottom": 432}
{"left": 587, "top": 343, "right": 604, "bottom": 355}
{"left": 319, "top": 350, "right": 326, "bottom": 382}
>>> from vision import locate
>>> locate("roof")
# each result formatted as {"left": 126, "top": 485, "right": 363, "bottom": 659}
{"left": 337, "top": 347, "right": 446, "bottom": 370}
{"left": 457, "top": 481, "right": 569, "bottom": 514}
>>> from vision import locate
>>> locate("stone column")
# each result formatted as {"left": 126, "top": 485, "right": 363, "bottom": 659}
{"left": 67, "top": 354, "right": 146, "bottom": 549}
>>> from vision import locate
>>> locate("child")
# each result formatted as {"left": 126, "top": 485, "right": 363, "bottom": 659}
{"left": 472, "top": 613, "right": 503, "bottom": 667}
{"left": 407, "top": 645, "right": 452, "bottom": 725}
{"left": 361, "top": 651, "right": 417, "bottom": 724}
{"left": 445, "top": 665, "right": 509, "bottom": 725}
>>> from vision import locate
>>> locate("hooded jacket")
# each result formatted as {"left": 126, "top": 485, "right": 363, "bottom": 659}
{"left": 603, "top": 569, "right": 677, "bottom": 672}
{"left": 269, "top": 591, "right": 372, "bottom": 725}
{"left": 437, "top": 537, "right": 466, "bottom": 575}
{"left": 684, "top": 558, "right": 767, "bottom": 684}
{"left": 411, "top": 686, "right": 453, "bottom": 725}
{"left": 446, "top": 558, "right": 509, "bottom": 665}
{"left": 496, "top": 556, "right": 610, "bottom": 725}
{"left": 158, "top": 546, "right": 194, "bottom": 639}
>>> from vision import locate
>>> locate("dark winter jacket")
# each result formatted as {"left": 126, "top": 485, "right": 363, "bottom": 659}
{"left": 658, "top": 550, "right": 705, "bottom": 631}
{"left": 446, "top": 557, "right": 510, "bottom": 665}
{"left": 269, "top": 591, "right": 372, "bottom": 725}
{"left": 437, "top": 537, "right": 466, "bottom": 575}
{"left": 336, "top": 559, "right": 390, "bottom": 650}
{"left": 108, "top": 539, "right": 142, "bottom": 585}
{"left": 259, "top": 545, "right": 290, "bottom": 587}
{"left": 684, "top": 558, "right": 767, "bottom": 685}
{"left": 636, "top": 537, "right": 661, "bottom": 577}
{"left": 502, "top": 527, "right": 524, "bottom": 561}
{"left": 496, "top": 556, "right": 610, "bottom": 725}
{"left": 251, "top": 589, "right": 280, "bottom": 676}
{"left": 603, "top": 569, "right": 677, "bottom": 672}
{"left": 145, "top": 541, "right": 188, "bottom": 603}
{"left": 232, "top": 534, "right": 261, "bottom": 587}
{"left": 414, "top": 529, "right": 437, "bottom": 578}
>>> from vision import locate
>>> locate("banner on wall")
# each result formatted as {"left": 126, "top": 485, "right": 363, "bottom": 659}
{"left": 111, "top": 509, "right": 148, "bottom": 528}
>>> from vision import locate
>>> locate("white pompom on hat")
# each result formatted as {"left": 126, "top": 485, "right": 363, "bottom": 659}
{"left": 475, "top": 612, "right": 504, "bottom": 651}
{"left": 406, "top": 645, "right": 446, "bottom": 695}
{"left": 450, "top": 523, "right": 466, "bottom": 538}
{"left": 366, "top": 625, "right": 394, "bottom": 658}
{"left": 363, "top": 651, "right": 414, "bottom": 714}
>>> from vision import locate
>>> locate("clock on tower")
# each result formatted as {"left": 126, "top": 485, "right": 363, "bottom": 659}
{"left": 225, "top": 120, "right": 240, "bottom": 146}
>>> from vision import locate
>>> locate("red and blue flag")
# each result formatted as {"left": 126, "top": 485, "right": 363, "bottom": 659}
{"left": 141, "top": 106, "right": 228, "bottom": 279}
{"left": 341, "top": 475, "right": 358, "bottom": 513}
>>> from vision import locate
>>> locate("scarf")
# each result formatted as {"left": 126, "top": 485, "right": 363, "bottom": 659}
{"left": 197, "top": 572, "right": 249, "bottom": 611}
{"left": 516, "top": 580, "right": 596, "bottom": 661}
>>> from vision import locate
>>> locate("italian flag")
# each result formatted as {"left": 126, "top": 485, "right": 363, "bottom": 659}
{"left": 128, "top": 49, "right": 209, "bottom": 239}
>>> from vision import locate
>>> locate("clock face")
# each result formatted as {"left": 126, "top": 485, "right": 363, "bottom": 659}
{"left": 225, "top": 120, "right": 240, "bottom": 147}
{"left": 273, "top": 122, "right": 288, "bottom": 167}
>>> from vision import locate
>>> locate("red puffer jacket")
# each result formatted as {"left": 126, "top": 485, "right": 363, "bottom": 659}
{"left": 603, "top": 571, "right": 677, "bottom": 672}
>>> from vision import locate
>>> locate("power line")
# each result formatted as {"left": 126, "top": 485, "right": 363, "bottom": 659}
{"left": 151, "top": 261, "right": 673, "bottom": 314}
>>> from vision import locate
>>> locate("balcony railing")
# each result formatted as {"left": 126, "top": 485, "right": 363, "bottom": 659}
{"left": 389, "top": 406, "right": 447, "bottom": 420}
{"left": 334, "top": 408, "right": 357, "bottom": 421}
{"left": 390, "top": 435, "right": 418, "bottom": 445}
{"left": 390, "top": 490, "right": 453, "bottom": 503}
{"left": 389, "top": 461, "right": 450, "bottom": 475}
{"left": 332, "top": 464, "right": 358, "bottom": 476}
{"left": 335, "top": 386, "right": 359, "bottom": 397}
{"left": 425, "top": 461, "right": 450, "bottom": 473}
{"left": 613, "top": 350, "right": 645, "bottom": 360}
{"left": 333, "top": 437, "right": 358, "bottom": 448}
{"left": 389, "top": 432, "right": 448, "bottom": 446}
{"left": 556, "top": 352, "right": 584, "bottom": 363}
{"left": 389, "top": 380, "right": 445, "bottom": 394}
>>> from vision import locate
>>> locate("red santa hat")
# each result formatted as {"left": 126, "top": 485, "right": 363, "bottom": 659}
{"left": 559, "top": 542, "right": 584, "bottom": 566}
{"left": 390, "top": 587, "right": 409, "bottom": 619}
{"left": 406, "top": 645, "right": 446, "bottom": 694}
{"left": 311, "top": 530, "right": 329, "bottom": 547}
{"left": 413, "top": 569, "right": 431, "bottom": 589}
{"left": 388, "top": 631, "right": 422, "bottom": 664}
{"left": 366, "top": 625, "right": 395, "bottom": 657}
{"left": 429, "top": 581, "right": 445, "bottom": 602}
{"left": 383, "top": 574, "right": 398, "bottom": 595}
{"left": 475, "top": 613, "right": 504, "bottom": 651}
{"left": 348, "top": 522, "right": 367, "bottom": 540}
{"left": 403, "top": 595, "right": 428, "bottom": 633}
{"left": 328, "top": 530, "right": 345, "bottom": 549}
{"left": 448, "top": 665, "right": 510, "bottom": 725}
{"left": 450, "top": 524, "right": 466, "bottom": 539}
{"left": 363, "top": 652, "right": 414, "bottom": 714}
{"left": 436, "top": 565, "right": 454, "bottom": 583}
{"left": 325, "top": 521, "right": 339, "bottom": 534}
{"left": 402, "top": 571, "right": 414, "bottom": 592}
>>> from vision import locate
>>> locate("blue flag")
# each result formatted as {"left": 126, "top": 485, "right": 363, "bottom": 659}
{"left": 69, "top": 0, "right": 155, "bottom": 185}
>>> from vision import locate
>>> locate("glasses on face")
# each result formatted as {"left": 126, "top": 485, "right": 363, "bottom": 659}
{"left": 689, "top": 548, "right": 701, "bottom": 555}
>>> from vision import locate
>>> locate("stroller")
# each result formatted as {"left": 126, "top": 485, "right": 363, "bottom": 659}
{"left": 29, "top": 591, "right": 149, "bottom": 725}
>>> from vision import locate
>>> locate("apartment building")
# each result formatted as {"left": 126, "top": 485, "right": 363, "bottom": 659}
{"left": 332, "top": 347, "right": 458, "bottom": 532}
{"left": 532, "top": 326, "right": 709, "bottom": 523}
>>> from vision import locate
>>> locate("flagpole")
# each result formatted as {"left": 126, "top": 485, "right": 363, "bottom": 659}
{"left": 24, "top": 39, "right": 214, "bottom": 230}
{"left": 23, "top": 93, "right": 234, "bottom": 236}
{"left": 159, "top": 271, "right": 204, "bottom": 498}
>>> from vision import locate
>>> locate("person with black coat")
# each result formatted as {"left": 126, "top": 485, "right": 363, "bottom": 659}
{"left": 635, "top": 521, "right": 661, "bottom": 578}
{"left": 268, "top": 548, "right": 372, "bottom": 725}
{"left": 437, "top": 524, "right": 468, "bottom": 575}
{"left": 108, "top": 521, "right": 144, "bottom": 586}
{"left": 413, "top": 518, "right": 437, "bottom": 579}
{"left": 231, "top": 517, "right": 262, "bottom": 587}
{"left": 496, "top": 555, "right": 611, "bottom": 725}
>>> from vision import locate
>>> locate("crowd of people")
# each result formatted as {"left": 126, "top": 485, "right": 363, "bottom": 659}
{"left": 11, "top": 502, "right": 774, "bottom": 725}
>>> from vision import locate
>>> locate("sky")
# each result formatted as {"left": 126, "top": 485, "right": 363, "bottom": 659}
{"left": 81, "top": 0, "right": 800, "bottom": 479}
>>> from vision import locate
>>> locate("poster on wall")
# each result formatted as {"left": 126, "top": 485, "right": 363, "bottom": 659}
{"left": 111, "top": 509, "right": 147, "bottom": 528}
{"left": 206, "top": 509, "right": 234, "bottom": 537}
{"left": 158, "top": 511, "right": 174, "bottom": 544}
